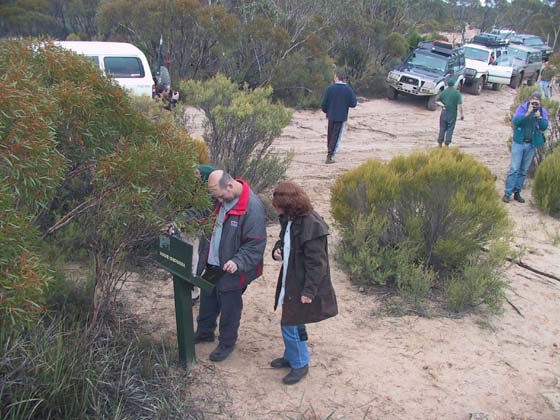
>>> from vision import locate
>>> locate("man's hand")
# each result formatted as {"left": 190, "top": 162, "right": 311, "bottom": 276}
{"left": 223, "top": 260, "right": 238, "bottom": 274}
{"left": 273, "top": 248, "right": 282, "bottom": 261}
{"left": 301, "top": 295, "right": 312, "bottom": 304}
{"left": 535, "top": 109, "right": 542, "bottom": 119}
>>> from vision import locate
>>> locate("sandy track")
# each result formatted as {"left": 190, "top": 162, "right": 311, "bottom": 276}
{"left": 124, "top": 85, "right": 560, "bottom": 419}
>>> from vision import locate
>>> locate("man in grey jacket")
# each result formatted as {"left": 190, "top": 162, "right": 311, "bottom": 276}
{"left": 195, "top": 170, "right": 267, "bottom": 361}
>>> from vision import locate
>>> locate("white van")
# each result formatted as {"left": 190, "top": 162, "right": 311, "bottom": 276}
{"left": 55, "top": 41, "right": 154, "bottom": 96}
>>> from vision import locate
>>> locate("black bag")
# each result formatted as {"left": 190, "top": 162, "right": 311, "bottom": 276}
{"left": 201, "top": 265, "right": 225, "bottom": 285}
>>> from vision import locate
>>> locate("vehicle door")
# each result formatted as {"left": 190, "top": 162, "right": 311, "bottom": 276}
{"left": 488, "top": 50, "right": 513, "bottom": 85}
{"left": 526, "top": 51, "right": 543, "bottom": 77}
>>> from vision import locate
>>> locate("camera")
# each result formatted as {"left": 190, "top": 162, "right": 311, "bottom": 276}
{"left": 530, "top": 102, "right": 540, "bottom": 113}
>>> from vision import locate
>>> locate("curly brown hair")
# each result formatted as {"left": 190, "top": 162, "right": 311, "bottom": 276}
{"left": 272, "top": 181, "right": 313, "bottom": 219}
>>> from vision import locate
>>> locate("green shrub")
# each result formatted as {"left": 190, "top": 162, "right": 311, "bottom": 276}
{"left": 353, "top": 65, "right": 390, "bottom": 98}
{"left": 0, "top": 315, "right": 200, "bottom": 419}
{"left": 0, "top": 181, "right": 53, "bottom": 330}
{"left": 181, "top": 74, "right": 293, "bottom": 193}
{"left": 271, "top": 52, "right": 334, "bottom": 108}
{"left": 1, "top": 39, "right": 208, "bottom": 327}
{"left": 331, "top": 148, "right": 510, "bottom": 312}
{"left": 534, "top": 147, "right": 560, "bottom": 216}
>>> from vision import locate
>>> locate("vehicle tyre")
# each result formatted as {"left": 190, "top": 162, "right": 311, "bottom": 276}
{"left": 492, "top": 83, "right": 502, "bottom": 91}
{"left": 510, "top": 74, "right": 521, "bottom": 89}
{"left": 427, "top": 94, "right": 437, "bottom": 111}
{"left": 469, "top": 77, "right": 483, "bottom": 95}
{"left": 387, "top": 86, "right": 398, "bottom": 100}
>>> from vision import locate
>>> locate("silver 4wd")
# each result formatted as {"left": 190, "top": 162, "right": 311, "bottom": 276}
{"left": 494, "top": 44, "right": 543, "bottom": 88}
{"left": 387, "top": 40, "right": 465, "bottom": 111}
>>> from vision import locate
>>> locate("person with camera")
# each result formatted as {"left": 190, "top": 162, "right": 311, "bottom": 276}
{"left": 436, "top": 78, "right": 464, "bottom": 147}
{"left": 503, "top": 92, "right": 549, "bottom": 204}
{"left": 194, "top": 170, "right": 267, "bottom": 362}
{"left": 270, "top": 181, "right": 338, "bottom": 384}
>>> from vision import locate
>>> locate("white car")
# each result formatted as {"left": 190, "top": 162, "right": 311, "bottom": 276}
{"left": 462, "top": 43, "right": 514, "bottom": 94}
{"left": 55, "top": 41, "right": 154, "bottom": 96}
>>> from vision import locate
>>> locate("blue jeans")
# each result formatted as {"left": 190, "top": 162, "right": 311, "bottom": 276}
{"left": 281, "top": 324, "right": 310, "bottom": 369}
{"left": 505, "top": 142, "right": 535, "bottom": 196}
{"left": 540, "top": 80, "right": 551, "bottom": 99}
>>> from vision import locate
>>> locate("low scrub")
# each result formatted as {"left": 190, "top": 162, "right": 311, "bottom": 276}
{"left": 331, "top": 148, "right": 510, "bottom": 312}
{"left": 534, "top": 147, "right": 560, "bottom": 217}
{"left": 1, "top": 279, "right": 200, "bottom": 420}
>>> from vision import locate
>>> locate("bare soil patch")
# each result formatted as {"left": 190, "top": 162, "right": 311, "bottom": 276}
{"left": 123, "top": 85, "right": 560, "bottom": 419}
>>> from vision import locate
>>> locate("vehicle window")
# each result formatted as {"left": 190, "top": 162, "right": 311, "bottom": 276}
{"left": 507, "top": 47, "right": 527, "bottom": 61}
{"left": 464, "top": 47, "right": 489, "bottom": 62}
{"left": 528, "top": 52, "right": 541, "bottom": 64}
{"left": 405, "top": 50, "right": 448, "bottom": 73}
{"left": 525, "top": 37, "right": 544, "bottom": 47}
{"left": 103, "top": 57, "right": 145, "bottom": 78}
{"left": 459, "top": 55, "right": 465, "bottom": 67}
{"left": 85, "top": 56, "right": 100, "bottom": 67}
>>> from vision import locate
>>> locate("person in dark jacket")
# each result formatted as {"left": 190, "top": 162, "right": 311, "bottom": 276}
{"left": 270, "top": 181, "right": 338, "bottom": 384}
{"left": 194, "top": 170, "right": 267, "bottom": 362}
{"left": 503, "top": 92, "right": 549, "bottom": 203}
{"left": 320, "top": 69, "right": 357, "bottom": 164}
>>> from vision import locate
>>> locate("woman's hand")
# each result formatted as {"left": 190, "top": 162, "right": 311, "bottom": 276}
{"left": 301, "top": 295, "right": 312, "bottom": 304}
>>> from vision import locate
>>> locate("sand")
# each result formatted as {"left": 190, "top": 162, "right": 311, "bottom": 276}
{"left": 123, "top": 85, "right": 560, "bottom": 420}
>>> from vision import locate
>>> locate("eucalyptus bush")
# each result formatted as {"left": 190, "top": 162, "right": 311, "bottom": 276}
{"left": 331, "top": 148, "right": 510, "bottom": 312}
{"left": 1, "top": 39, "right": 208, "bottom": 327}
{"left": 181, "top": 74, "right": 293, "bottom": 192}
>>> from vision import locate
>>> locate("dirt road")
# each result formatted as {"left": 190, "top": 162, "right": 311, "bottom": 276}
{"left": 125, "top": 86, "right": 560, "bottom": 419}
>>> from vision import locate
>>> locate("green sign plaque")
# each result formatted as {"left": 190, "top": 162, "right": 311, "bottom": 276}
{"left": 157, "top": 234, "right": 214, "bottom": 369}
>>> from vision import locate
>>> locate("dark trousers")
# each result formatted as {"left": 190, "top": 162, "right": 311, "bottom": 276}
{"left": 438, "top": 109, "right": 457, "bottom": 145}
{"left": 327, "top": 120, "right": 346, "bottom": 156}
{"left": 196, "top": 287, "right": 243, "bottom": 346}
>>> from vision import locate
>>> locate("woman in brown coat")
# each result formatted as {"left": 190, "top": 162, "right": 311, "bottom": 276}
{"left": 271, "top": 181, "right": 338, "bottom": 384}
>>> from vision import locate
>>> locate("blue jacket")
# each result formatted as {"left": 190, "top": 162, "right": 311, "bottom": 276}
{"left": 321, "top": 82, "right": 357, "bottom": 122}
{"left": 512, "top": 101, "right": 549, "bottom": 148}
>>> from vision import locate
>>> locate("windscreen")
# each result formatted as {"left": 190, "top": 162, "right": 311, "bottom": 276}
{"left": 464, "top": 47, "right": 490, "bottom": 62}
{"left": 524, "top": 37, "right": 544, "bottom": 47}
{"left": 405, "top": 50, "right": 447, "bottom": 73}
{"left": 506, "top": 47, "right": 529, "bottom": 61}
{"left": 104, "top": 57, "right": 145, "bottom": 78}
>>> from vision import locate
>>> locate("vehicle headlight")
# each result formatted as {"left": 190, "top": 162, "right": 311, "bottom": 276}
{"left": 423, "top": 81, "right": 436, "bottom": 89}
{"left": 388, "top": 71, "right": 400, "bottom": 81}
{"left": 465, "top": 68, "right": 477, "bottom": 77}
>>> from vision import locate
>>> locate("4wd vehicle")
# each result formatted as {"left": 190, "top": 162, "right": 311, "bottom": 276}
{"left": 509, "top": 34, "right": 554, "bottom": 61}
{"left": 494, "top": 44, "right": 543, "bottom": 88}
{"left": 463, "top": 43, "right": 513, "bottom": 94}
{"left": 387, "top": 40, "right": 466, "bottom": 111}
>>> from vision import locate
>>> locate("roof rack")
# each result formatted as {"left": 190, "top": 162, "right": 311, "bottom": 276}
{"left": 471, "top": 33, "right": 507, "bottom": 48}
{"left": 418, "top": 40, "right": 455, "bottom": 55}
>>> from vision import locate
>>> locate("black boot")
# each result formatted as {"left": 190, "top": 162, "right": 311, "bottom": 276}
{"left": 209, "top": 343, "right": 234, "bottom": 361}
{"left": 513, "top": 191, "right": 525, "bottom": 203}
{"left": 282, "top": 365, "right": 309, "bottom": 384}
{"left": 270, "top": 357, "right": 290, "bottom": 369}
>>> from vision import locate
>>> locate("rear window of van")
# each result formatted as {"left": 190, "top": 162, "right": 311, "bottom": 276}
{"left": 103, "top": 57, "right": 145, "bottom": 78}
